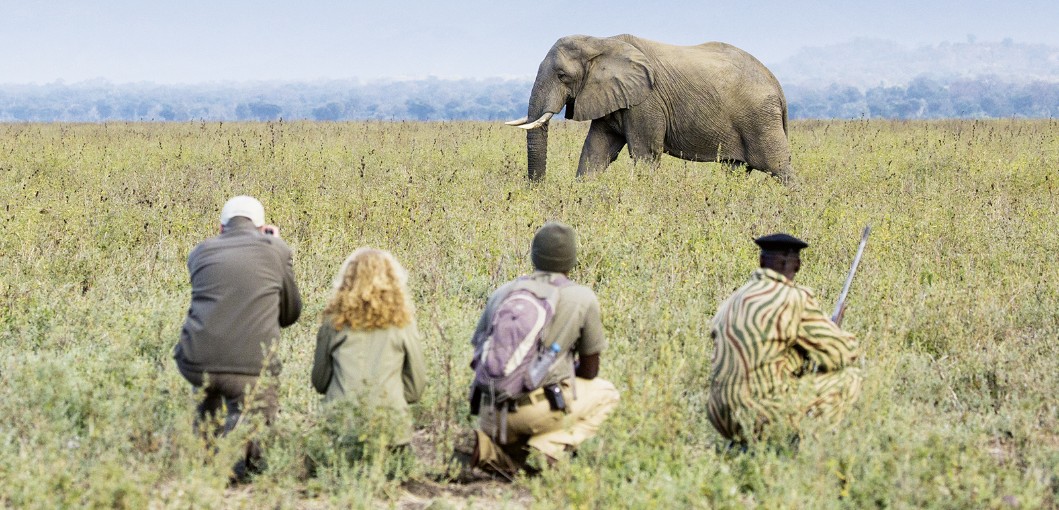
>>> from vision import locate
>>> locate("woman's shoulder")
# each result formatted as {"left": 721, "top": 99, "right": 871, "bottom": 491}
{"left": 317, "top": 321, "right": 349, "bottom": 344}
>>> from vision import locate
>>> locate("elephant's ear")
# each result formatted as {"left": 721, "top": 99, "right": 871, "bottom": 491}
{"left": 573, "top": 39, "right": 653, "bottom": 121}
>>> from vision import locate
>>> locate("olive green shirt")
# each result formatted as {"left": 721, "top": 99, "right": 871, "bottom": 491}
{"left": 312, "top": 322, "right": 427, "bottom": 444}
{"left": 471, "top": 271, "right": 606, "bottom": 387}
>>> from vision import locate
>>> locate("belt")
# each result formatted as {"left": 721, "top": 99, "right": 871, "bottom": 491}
{"left": 514, "top": 387, "right": 549, "bottom": 407}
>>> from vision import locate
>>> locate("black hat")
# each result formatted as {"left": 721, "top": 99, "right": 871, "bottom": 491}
{"left": 754, "top": 233, "right": 808, "bottom": 253}
{"left": 532, "top": 221, "right": 578, "bottom": 272}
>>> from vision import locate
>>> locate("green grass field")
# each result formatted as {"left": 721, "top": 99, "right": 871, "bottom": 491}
{"left": 1, "top": 119, "right": 1057, "bottom": 508}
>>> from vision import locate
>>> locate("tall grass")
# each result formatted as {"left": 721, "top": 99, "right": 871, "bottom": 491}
{"left": 0, "top": 119, "right": 1057, "bottom": 508}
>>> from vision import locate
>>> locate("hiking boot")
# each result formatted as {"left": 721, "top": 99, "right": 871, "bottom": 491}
{"left": 445, "top": 430, "right": 489, "bottom": 483}
{"left": 228, "top": 459, "right": 252, "bottom": 486}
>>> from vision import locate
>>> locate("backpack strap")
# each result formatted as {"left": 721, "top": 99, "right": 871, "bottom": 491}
{"left": 499, "top": 404, "right": 509, "bottom": 444}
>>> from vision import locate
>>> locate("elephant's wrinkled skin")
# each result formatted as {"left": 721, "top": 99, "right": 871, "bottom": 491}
{"left": 509, "top": 34, "right": 793, "bottom": 182}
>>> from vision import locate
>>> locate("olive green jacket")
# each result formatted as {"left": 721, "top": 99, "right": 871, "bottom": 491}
{"left": 312, "top": 322, "right": 427, "bottom": 444}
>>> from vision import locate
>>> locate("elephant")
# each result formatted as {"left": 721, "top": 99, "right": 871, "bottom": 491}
{"left": 507, "top": 34, "right": 793, "bottom": 182}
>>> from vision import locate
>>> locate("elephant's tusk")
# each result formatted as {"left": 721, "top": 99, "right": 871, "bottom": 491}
{"left": 514, "top": 112, "right": 554, "bottom": 130}
{"left": 505, "top": 116, "right": 529, "bottom": 126}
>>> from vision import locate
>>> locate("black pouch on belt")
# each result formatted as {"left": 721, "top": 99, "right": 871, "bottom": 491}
{"left": 469, "top": 386, "right": 482, "bottom": 416}
{"left": 543, "top": 383, "right": 566, "bottom": 412}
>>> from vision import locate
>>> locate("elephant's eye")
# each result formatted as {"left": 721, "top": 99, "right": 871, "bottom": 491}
{"left": 557, "top": 71, "right": 570, "bottom": 83}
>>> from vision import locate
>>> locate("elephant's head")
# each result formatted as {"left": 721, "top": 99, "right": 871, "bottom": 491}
{"left": 507, "top": 35, "right": 653, "bottom": 180}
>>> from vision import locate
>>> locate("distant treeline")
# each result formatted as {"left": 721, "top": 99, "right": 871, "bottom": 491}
{"left": 0, "top": 78, "right": 530, "bottom": 123}
{"left": 1, "top": 76, "right": 1057, "bottom": 122}
{"left": 787, "top": 77, "right": 1059, "bottom": 119}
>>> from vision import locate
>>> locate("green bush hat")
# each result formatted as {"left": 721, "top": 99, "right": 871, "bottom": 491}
{"left": 532, "top": 221, "right": 578, "bottom": 273}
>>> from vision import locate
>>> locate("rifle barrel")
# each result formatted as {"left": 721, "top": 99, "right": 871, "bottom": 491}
{"left": 832, "top": 225, "right": 871, "bottom": 322}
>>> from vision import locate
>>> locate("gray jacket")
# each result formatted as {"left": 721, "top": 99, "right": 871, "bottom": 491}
{"left": 174, "top": 217, "right": 302, "bottom": 377}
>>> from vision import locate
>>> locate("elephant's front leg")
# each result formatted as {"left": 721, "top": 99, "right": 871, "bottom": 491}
{"left": 576, "top": 120, "right": 626, "bottom": 177}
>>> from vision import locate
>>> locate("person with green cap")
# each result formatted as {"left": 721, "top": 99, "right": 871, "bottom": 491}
{"left": 707, "top": 233, "right": 862, "bottom": 445}
{"left": 462, "top": 221, "right": 620, "bottom": 479}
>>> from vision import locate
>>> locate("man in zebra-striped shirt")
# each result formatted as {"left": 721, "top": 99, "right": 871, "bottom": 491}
{"left": 707, "top": 233, "right": 863, "bottom": 444}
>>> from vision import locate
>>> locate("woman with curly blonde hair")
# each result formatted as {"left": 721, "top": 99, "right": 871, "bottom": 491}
{"left": 311, "top": 248, "right": 427, "bottom": 446}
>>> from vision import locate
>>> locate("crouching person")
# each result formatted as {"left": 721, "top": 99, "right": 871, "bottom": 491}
{"left": 707, "top": 233, "right": 863, "bottom": 446}
{"left": 466, "top": 221, "right": 620, "bottom": 478}
{"left": 174, "top": 195, "right": 302, "bottom": 482}
{"left": 311, "top": 248, "right": 427, "bottom": 449}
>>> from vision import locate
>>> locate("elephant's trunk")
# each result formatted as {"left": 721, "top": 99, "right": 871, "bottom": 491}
{"left": 517, "top": 71, "right": 564, "bottom": 181}
{"left": 527, "top": 122, "right": 548, "bottom": 181}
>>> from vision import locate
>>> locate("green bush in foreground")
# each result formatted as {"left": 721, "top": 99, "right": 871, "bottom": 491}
{"left": 0, "top": 119, "right": 1057, "bottom": 508}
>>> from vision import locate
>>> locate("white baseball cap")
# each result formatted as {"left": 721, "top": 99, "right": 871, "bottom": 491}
{"left": 220, "top": 195, "right": 265, "bottom": 227}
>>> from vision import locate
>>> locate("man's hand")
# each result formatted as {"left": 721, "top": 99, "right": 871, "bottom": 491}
{"left": 260, "top": 224, "right": 280, "bottom": 238}
{"left": 575, "top": 353, "right": 600, "bottom": 379}
{"left": 831, "top": 303, "right": 847, "bottom": 327}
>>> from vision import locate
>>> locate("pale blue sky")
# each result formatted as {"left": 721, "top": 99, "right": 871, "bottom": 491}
{"left": 1, "top": 1, "right": 1056, "bottom": 84}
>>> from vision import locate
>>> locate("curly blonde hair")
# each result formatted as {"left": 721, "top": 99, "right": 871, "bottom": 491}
{"left": 323, "top": 248, "right": 414, "bottom": 330}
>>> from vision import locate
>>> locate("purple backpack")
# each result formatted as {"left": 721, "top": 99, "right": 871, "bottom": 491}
{"left": 473, "top": 276, "right": 570, "bottom": 404}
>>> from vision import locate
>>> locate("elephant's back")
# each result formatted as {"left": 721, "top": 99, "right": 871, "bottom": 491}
{"left": 689, "top": 42, "right": 774, "bottom": 81}
{"left": 677, "top": 42, "right": 786, "bottom": 115}
{"left": 625, "top": 37, "right": 777, "bottom": 88}
{"left": 690, "top": 41, "right": 758, "bottom": 59}
{"left": 617, "top": 35, "right": 788, "bottom": 130}
{"left": 614, "top": 36, "right": 771, "bottom": 77}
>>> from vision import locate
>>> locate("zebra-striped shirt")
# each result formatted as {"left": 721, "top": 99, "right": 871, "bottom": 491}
{"left": 707, "top": 268, "right": 859, "bottom": 440}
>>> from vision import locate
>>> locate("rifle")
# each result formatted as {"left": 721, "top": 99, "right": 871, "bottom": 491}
{"left": 831, "top": 225, "right": 871, "bottom": 325}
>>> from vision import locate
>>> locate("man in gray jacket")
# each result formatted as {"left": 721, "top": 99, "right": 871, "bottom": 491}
{"left": 174, "top": 195, "right": 302, "bottom": 481}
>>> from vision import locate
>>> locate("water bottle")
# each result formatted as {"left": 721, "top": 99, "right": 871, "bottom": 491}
{"left": 529, "top": 342, "right": 561, "bottom": 388}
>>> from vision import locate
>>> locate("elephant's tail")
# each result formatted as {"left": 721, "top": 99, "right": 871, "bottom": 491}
{"left": 781, "top": 99, "right": 789, "bottom": 137}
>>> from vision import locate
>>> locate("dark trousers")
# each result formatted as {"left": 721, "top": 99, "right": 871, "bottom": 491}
{"left": 179, "top": 366, "right": 279, "bottom": 474}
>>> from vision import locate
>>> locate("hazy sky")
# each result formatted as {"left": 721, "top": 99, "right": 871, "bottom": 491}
{"left": 2, "top": 1, "right": 1057, "bottom": 84}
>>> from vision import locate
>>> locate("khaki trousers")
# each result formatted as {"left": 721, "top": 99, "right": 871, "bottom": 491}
{"left": 476, "top": 377, "right": 619, "bottom": 473}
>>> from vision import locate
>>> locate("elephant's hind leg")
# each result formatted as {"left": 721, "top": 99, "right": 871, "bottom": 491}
{"left": 743, "top": 112, "right": 793, "bottom": 183}
{"left": 577, "top": 120, "right": 627, "bottom": 177}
